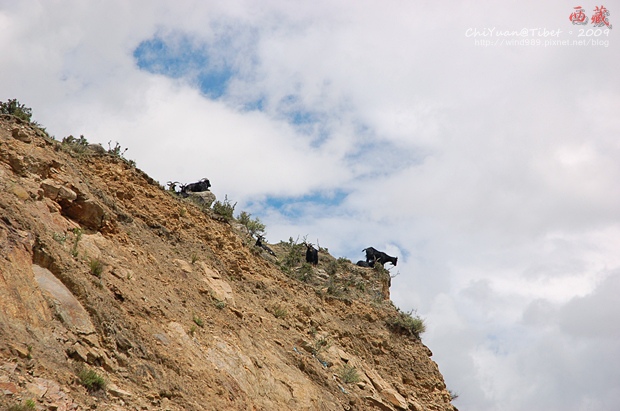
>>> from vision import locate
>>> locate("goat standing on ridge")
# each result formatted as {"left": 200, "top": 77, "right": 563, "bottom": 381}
{"left": 305, "top": 243, "right": 319, "bottom": 266}
{"left": 363, "top": 247, "right": 398, "bottom": 267}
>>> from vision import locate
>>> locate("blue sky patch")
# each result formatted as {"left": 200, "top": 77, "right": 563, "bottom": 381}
{"left": 276, "top": 94, "right": 328, "bottom": 141}
{"left": 263, "top": 190, "right": 348, "bottom": 218}
{"left": 133, "top": 32, "right": 338, "bottom": 136}
{"left": 243, "top": 97, "right": 266, "bottom": 112}
{"left": 344, "top": 139, "right": 429, "bottom": 178}
{"left": 133, "top": 33, "right": 234, "bottom": 98}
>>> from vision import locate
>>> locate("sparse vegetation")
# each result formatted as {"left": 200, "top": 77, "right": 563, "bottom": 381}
{"left": 339, "top": 364, "right": 361, "bottom": 384}
{"left": 52, "top": 232, "right": 67, "bottom": 244}
{"left": 8, "top": 399, "right": 36, "bottom": 411}
{"left": 387, "top": 309, "right": 426, "bottom": 339}
{"left": 107, "top": 141, "right": 136, "bottom": 166}
{"left": 312, "top": 335, "right": 331, "bottom": 356}
{"left": 62, "top": 135, "right": 90, "bottom": 154}
{"left": 326, "top": 277, "right": 343, "bottom": 297}
{"left": 107, "top": 140, "right": 128, "bottom": 157}
{"left": 326, "top": 260, "right": 339, "bottom": 275}
{"left": 192, "top": 315, "right": 204, "bottom": 327}
{"left": 277, "top": 237, "right": 304, "bottom": 274}
{"left": 297, "top": 263, "right": 313, "bottom": 282}
{"left": 0, "top": 99, "right": 33, "bottom": 122}
{"left": 373, "top": 263, "right": 389, "bottom": 274}
{"left": 78, "top": 367, "right": 106, "bottom": 393}
{"left": 89, "top": 258, "right": 104, "bottom": 278}
{"left": 212, "top": 195, "right": 237, "bottom": 221}
{"left": 237, "top": 211, "right": 266, "bottom": 237}
{"left": 272, "top": 304, "right": 288, "bottom": 319}
{"left": 71, "top": 228, "right": 83, "bottom": 258}
{"left": 214, "top": 300, "right": 226, "bottom": 310}
{"left": 191, "top": 252, "right": 198, "bottom": 264}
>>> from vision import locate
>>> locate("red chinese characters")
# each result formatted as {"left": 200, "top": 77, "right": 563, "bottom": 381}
{"left": 570, "top": 5, "right": 612, "bottom": 29}
{"left": 570, "top": 6, "right": 589, "bottom": 25}
{"left": 591, "top": 5, "right": 612, "bottom": 28}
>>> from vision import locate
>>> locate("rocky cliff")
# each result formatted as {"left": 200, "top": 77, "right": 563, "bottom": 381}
{"left": 0, "top": 114, "right": 457, "bottom": 411}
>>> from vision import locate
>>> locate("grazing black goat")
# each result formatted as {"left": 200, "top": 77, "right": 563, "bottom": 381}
{"left": 305, "top": 243, "right": 319, "bottom": 266}
{"left": 255, "top": 235, "right": 276, "bottom": 256}
{"left": 363, "top": 247, "right": 398, "bottom": 267}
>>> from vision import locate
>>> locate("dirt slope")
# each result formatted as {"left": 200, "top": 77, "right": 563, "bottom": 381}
{"left": 0, "top": 115, "right": 457, "bottom": 411}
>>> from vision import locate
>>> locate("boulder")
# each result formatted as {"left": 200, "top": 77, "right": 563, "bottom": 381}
{"left": 198, "top": 262, "right": 235, "bottom": 307}
{"left": 33, "top": 264, "right": 96, "bottom": 335}
{"left": 12, "top": 127, "right": 32, "bottom": 143}
{"left": 62, "top": 198, "right": 105, "bottom": 230}
{"left": 187, "top": 191, "right": 216, "bottom": 208}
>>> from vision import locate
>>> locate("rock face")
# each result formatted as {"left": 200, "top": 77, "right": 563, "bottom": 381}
{"left": 33, "top": 264, "right": 96, "bottom": 335}
{"left": 0, "top": 116, "right": 458, "bottom": 411}
{"left": 187, "top": 190, "right": 216, "bottom": 208}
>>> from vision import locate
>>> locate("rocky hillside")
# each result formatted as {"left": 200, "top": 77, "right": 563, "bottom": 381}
{"left": 0, "top": 114, "right": 457, "bottom": 411}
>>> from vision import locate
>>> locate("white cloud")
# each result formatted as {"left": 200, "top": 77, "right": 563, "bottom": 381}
{"left": 1, "top": 1, "right": 619, "bottom": 410}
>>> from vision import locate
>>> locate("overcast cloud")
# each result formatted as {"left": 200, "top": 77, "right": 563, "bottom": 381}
{"left": 1, "top": 1, "right": 619, "bottom": 410}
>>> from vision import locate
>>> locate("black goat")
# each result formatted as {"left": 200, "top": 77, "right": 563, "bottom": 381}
{"left": 363, "top": 247, "right": 398, "bottom": 267}
{"left": 255, "top": 235, "right": 276, "bottom": 256}
{"left": 305, "top": 243, "right": 319, "bottom": 266}
{"left": 181, "top": 178, "right": 211, "bottom": 195}
{"left": 356, "top": 260, "right": 371, "bottom": 267}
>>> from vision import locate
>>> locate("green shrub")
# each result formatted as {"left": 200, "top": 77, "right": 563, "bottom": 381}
{"left": 61, "top": 135, "right": 93, "bottom": 155}
{"left": 0, "top": 99, "right": 33, "bottom": 122}
{"left": 89, "top": 259, "right": 104, "bottom": 278}
{"left": 272, "top": 305, "right": 287, "bottom": 319}
{"left": 212, "top": 195, "right": 237, "bottom": 220}
{"left": 326, "top": 260, "right": 339, "bottom": 275}
{"left": 8, "top": 399, "right": 36, "bottom": 411}
{"left": 298, "top": 263, "right": 313, "bottom": 282}
{"left": 52, "top": 232, "right": 67, "bottom": 244}
{"left": 278, "top": 237, "right": 304, "bottom": 273}
{"left": 326, "top": 277, "right": 343, "bottom": 297}
{"left": 388, "top": 309, "right": 426, "bottom": 338}
{"left": 107, "top": 140, "right": 128, "bottom": 157}
{"left": 107, "top": 141, "right": 136, "bottom": 166}
{"left": 339, "top": 364, "right": 361, "bottom": 384}
{"left": 373, "top": 263, "right": 388, "bottom": 274}
{"left": 193, "top": 315, "right": 204, "bottom": 327}
{"left": 78, "top": 367, "right": 106, "bottom": 392}
{"left": 71, "top": 228, "right": 83, "bottom": 258}
{"left": 312, "top": 336, "right": 331, "bottom": 356}
{"left": 237, "top": 211, "right": 266, "bottom": 237}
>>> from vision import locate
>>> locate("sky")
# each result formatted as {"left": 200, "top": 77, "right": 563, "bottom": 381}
{"left": 1, "top": 1, "right": 619, "bottom": 409}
